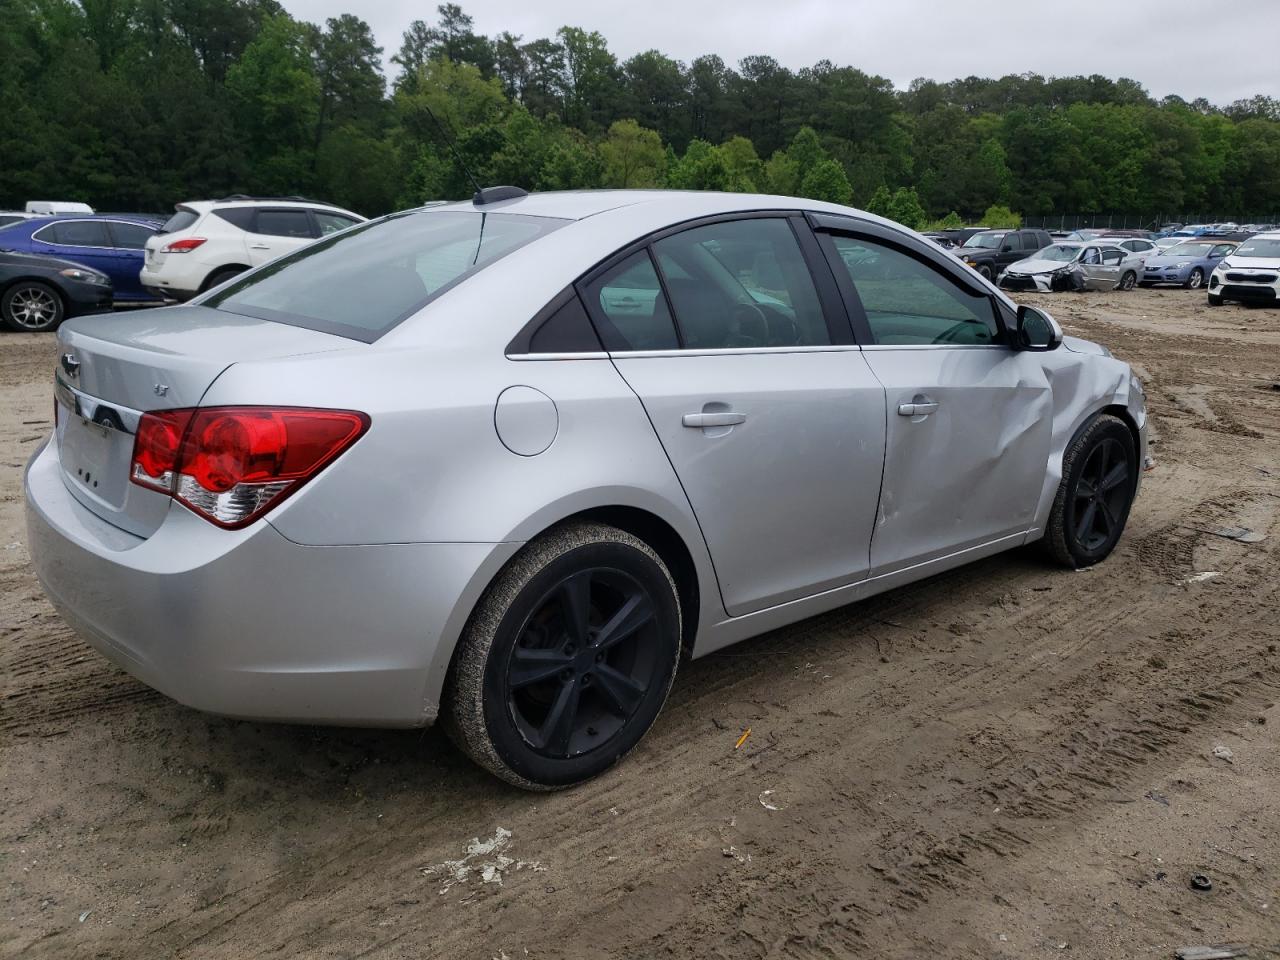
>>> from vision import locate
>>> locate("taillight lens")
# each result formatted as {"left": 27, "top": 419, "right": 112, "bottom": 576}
{"left": 130, "top": 407, "right": 369, "bottom": 528}
{"left": 161, "top": 237, "right": 207, "bottom": 254}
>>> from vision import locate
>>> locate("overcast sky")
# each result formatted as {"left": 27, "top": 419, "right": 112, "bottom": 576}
{"left": 284, "top": 0, "right": 1280, "bottom": 106}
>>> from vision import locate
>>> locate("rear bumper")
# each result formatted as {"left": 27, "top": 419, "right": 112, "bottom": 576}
{"left": 24, "top": 438, "right": 518, "bottom": 727}
{"left": 139, "top": 265, "right": 199, "bottom": 301}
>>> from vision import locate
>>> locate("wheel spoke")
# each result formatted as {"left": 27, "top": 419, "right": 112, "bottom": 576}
{"left": 556, "top": 572, "right": 592, "bottom": 646}
{"left": 1075, "top": 500, "right": 1098, "bottom": 544}
{"left": 592, "top": 663, "right": 646, "bottom": 718}
{"left": 509, "top": 646, "right": 572, "bottom": 689}
{"left": 1096, "top": 497, "right": 1118, "bottom": 536}
{"left": 536, "top": 677, "right": 581, "bottom": 755}
{"left": 1099, "top": 462, "right": 1129, "bottom": 493}
{"left": 1075, "top": 477, "right": 1096, "bottom": 500}
{"left": 1095, "top": 441, "right": 1110, "bottom": 485}
{"left": 593, "top": 592, "right": 654, "bottom": 651}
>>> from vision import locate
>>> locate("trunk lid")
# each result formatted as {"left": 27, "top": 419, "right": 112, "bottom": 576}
{"left": 54, "top": 305, "right": 355, "bottom": 538}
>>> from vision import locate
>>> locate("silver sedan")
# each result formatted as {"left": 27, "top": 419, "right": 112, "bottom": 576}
{"left": 25, "top": 189, "right": 1148, "bottom": 789}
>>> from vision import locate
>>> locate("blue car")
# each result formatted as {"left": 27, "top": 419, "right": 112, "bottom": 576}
{"left": 0, "top": 215, "right": 163, "bottom": 302}
{"left": 1138, "top": 239, "right": 1236, "bottom": 289}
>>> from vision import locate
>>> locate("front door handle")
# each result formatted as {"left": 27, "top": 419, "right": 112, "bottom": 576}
{"left": 682, "top": 411, "right": 746, "bottom": 428}
{"left": 897, "top": 400, "right": 939, "bottom": 417}
{"left": 249, "top": 243, "right": 271, "bottom": 250}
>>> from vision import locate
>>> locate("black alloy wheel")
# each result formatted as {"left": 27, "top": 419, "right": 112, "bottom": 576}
{"left": 1118, "top": 271, "right": 1137, "bottom": 291}
{"left": 505, "top": 567, "right": 661, "bottom": 759}
{"left": 446, "top": 522, "right": 681, "bottom": 790}
{"left": 1043, "top": 414, "right": 1138, "bottom": 568}
{"left": 1067, "top": 437, "right": 1132, "bottom": 553}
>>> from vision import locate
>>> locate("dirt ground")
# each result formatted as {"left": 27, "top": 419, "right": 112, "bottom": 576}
{"left": 2, "top": 289, "right": 1278, "bottom": 960}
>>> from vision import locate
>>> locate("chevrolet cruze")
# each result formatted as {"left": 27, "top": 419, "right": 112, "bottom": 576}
{"left": 25, "top": 189, "right": 1148, "bottom": 789}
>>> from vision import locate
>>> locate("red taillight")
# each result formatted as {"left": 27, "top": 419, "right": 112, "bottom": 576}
{"left": 161, "top": 237, "right": 206, "bottom": 254}
{"left": 130, "top": 406, "right": 369, "bottom": 529}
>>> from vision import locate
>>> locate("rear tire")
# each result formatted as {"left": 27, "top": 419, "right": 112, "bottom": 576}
{"left": 1042, "top": 414, "right": 1137, "bottom": 569}
{"left": 1118, "top": 270, "right": 1137, "bottom": 291}
{"left": 444, "top": 522, "right": 681, "bottom": 790}
{"left": 1186, "top": 268, "right": 1204, "bottom": 290}
{"left": 201, "top": 266, "right": 245, "bottom": 292}
{"left": 2, "top": 281, "right": 65, "bottom": 332}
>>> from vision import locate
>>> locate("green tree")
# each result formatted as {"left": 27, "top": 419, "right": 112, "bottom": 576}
{"left": 600, "top": 119, "right": 665, "bottom": 187}
{"left": 886, "top": 186, "right": 927, "bottom": 228}
{"left": 799, "top": 158, "right": 852, "bottom": 204}
{"left": 981, "top": 204, "right": 1022, "bottom": 228}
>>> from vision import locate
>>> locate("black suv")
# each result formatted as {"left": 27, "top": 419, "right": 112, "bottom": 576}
{"left": 956, "top": 229, "right": 1052, "bottom": 281}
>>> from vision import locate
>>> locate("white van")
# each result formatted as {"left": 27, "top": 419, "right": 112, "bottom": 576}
{"left": 25, "top": 201, "right": 95, "bottom": 215}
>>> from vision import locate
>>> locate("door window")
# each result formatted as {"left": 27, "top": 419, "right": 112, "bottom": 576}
{"left": 828, "top": 236, "right": 1000, "bottom": 345}
{"left": 1101, "top": 248, "right": 1125, "bottom": 265}
{"left": 582, "top": 251, "right": 680, "bottom": 351}
{"left": 38, "top": 221, "right": 112, "bottom": 247}
{"left": 1080, "top": 247, "right": 1101, "bottom": 265}
{"left": 254, "top": 210, "right": 314, "bottom": 238}
{"left": 315, "top": 211, "right": 360, "bottom": 235}
{"left": 651, "top": 218, "right": 830, "bottom": 349}
{"left": 107, "top": 221, "right": 156, "bottom": 249}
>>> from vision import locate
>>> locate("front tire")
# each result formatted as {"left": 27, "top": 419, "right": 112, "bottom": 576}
{"left": 2, "top": 281, "right": 65, "bottom": 332}
{"left": 1207, "top": 292, "right": 1223, "bottom": 306}
{"left": 1043, "top": 414, "right": 1138, "bottom": 569}
{"left": 445, "top": 522, "right": 681, "bottom": 790}
{"left": 977, "top": 265, "right": 993, "bottom": 281}
{"left": 1186, "top": 268, "right": 1204, "bottom": 290}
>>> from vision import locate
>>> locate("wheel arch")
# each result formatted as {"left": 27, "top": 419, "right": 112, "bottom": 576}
{"left": 424, "top": 498, "right": 717, "bottom": 725}
{"left": 199, "top": 263, "right": 250, "bottom": 291}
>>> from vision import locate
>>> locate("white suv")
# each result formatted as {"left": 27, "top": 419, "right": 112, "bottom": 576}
{"left": 140, "top": 196, "right": 365, "bottom": 300}
{"left": 1208, "top": 231, "right": 1280, "bottom": 307}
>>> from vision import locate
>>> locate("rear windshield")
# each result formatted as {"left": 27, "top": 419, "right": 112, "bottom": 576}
{"left": 161, "top": 208, "right": 200, "bottom": 233}
{"left": 206, "top": 210, "right": 565, "bottom": 342}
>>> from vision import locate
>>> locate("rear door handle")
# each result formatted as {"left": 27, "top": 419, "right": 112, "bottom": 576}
{"left": 249, "top": 243, "right": 271, "bottom": 250}
{"left": 897, "top": 401, "right": 939, "bottom": 417}
{"left": 682, "top": 412, "right": 746, "bottom": 428}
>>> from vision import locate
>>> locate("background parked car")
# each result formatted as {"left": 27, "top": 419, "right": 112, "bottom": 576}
{"left": 1208, "top": 231, "right": 1280, "bottom": 306}
{"left": 956, "top": 228, "right": 1052, "bottom": 280}
{"left": 0, "top": 249, "right": 112, "bottom": 331}
{"left": 998, "top": 241, "right": 1141, "bottom": 292}
{"left": 0, "top": 215, "right": 162, "bottom": 302}
{"left": 921, "top": 231, "right": 959, "bottom": 249}
{"left": 0, "top": 211, "right": 39, "bottom": 228}
{"left": 1138, "top": 239, "right": 1235, "bottom": 289}
{"left": 140, "top": 195, "right": 365, "bottom": 300}
{"left": 25, "top": 201, "right": 94, "bottom": 215}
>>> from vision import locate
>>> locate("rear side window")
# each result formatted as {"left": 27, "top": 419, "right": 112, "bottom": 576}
{"left": 39, "top": 221, "right": 112, "bottom": 246}
{"left": 581, "top": 251, "right": 680, "bottom": 351}
{"left": 255, "top": 210, "right": 314, "bottom": 238}
{"left": 161, "top": 209, "right": 199, "bottom": 233}
{"left": 214, "top": 208, "right": 256, "bottom": 230}
{"left": 208, "top": 211, "right": 564, "bottom": 342}
{"left": 828, "top": 235, "right": 1000, "bottom": 346}
{"left": 652, "top": 218, "right": 830, "bottom": 349}
{"left": 108, "top": 221, "right": 156, "bottom": 249}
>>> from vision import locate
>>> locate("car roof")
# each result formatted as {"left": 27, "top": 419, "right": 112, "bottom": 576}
{"left": 20, "top": 213, "right": 162, "bottom": 227}
{"left": 179, "top": 198, "right": 358, "bottom": 214}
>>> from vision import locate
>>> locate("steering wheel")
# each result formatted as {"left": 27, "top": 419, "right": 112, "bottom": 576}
{"left": 935, "top": 319, "right": 989, "bottom": 344}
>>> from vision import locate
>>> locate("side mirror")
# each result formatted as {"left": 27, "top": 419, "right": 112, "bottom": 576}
{"left": 1016, "top": 305, "right": 1063, "bottom": 352}
{"left": 1001, "top": 243, "right": 1015, "bottom": 253}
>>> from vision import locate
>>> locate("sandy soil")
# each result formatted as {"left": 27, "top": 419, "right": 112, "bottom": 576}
{"left": 2, "top": 289, "right": 1278, "bottom": 960}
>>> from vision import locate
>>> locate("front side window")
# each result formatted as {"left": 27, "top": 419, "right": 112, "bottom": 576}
{"left": 652, "top": 218, "right": 829, "bottom": 349}
{"left": 582, "top": 251, "right": 679, "bottom": 351}
{"left": 255, "top": 209, "right": 314, "bottom": 238}
{"left": 1080, "top": 247, "right": 1102, "bottom": 265}
{"left": 829, "top": 236, "right": 1000, "bottom": 346}
{"left": 208, "top": 211, "right": 564, "bottom": 341}
{"left": 40, "top": 221, "right": 112, "bottom": 247}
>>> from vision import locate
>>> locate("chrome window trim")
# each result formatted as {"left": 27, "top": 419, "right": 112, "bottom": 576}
{"left": 55, "top": 374, "right": 143, "bottom": 435}
{"left": 32, "top": 218, "right": 148, "bottom": 251}
{"left": 506, "top": 351, "right": 611, "bottom": 361}
{"left": 859, "top": 343, "right": 1009, "bottom": 351}
{"left": 600, "top": 344, "right": 865, "bottom": 359}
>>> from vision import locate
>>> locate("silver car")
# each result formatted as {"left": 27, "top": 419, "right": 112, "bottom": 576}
{"left": 999, "top": 241, "right": 1144, "bottom": 293}
{"left": 25, "top": 189, "right": 1148, "bottom": 789}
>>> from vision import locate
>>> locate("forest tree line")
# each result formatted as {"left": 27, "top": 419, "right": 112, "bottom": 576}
{"left": 4, "top": 0, "right": 1280, "bottom": 225}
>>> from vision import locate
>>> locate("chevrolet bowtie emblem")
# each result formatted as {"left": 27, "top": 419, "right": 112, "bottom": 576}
{"left": 61, "top": 353, "right": 81, "bottom": 378}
